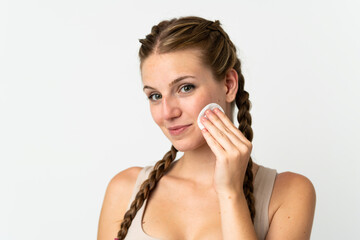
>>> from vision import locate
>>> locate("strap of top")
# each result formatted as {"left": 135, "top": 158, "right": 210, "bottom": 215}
{"left": 126, "top": 166, "right": 153, "bottom": 210}
{"left": 253, "top": 165, "right": 277, "bottom": 239}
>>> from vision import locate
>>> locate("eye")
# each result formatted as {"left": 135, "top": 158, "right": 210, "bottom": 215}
{"left": 180, "top": 84, "right": 195, "bottom": 93}
{"left": 148, "top": 93, "right": 162, "bottom": 101}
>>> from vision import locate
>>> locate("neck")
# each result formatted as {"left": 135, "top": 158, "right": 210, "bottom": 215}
{"left": 169, "top": 143, "right": 217, "bottom": 188}
{"left": 168, "top": 143, "right": 259, "bottom": 189}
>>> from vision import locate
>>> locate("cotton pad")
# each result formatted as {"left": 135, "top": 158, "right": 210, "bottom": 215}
{"left": 197, "top": 103, "right": 225, "bottom": 130}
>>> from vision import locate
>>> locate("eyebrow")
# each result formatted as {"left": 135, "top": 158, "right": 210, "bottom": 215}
{"left": 143, "top": 75, "right": 196, "bottom": 91}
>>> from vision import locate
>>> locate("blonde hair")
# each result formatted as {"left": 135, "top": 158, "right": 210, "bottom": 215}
{"left": 116, "top": 16, "right": 254, "bottom": 239}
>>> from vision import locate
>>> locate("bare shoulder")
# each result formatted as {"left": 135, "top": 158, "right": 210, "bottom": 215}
{"left": 267, "top": 171, "right": 316, "bottom": 240}
{"left": 97, "top": 166, "right": 143, "bottom": 240}
{"left": 273, "top": 171, "right": 316, "bottom": 202}
{"left": 108, "top": 166, "right": 144, "bottom": 197}
{"left": 105, "top": 166, "right": 143, "bottom": 213}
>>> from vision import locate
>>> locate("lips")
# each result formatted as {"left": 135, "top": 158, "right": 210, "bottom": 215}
{"left": 167, "top": 124, "right": 192, "bottom": 136}
{"left": 168, "top": 124, "right": 192, "bottom": 130}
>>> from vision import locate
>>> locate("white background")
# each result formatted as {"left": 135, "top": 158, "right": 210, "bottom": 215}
{"left": 1, "top": 0, "right": 359, "bottom": 239}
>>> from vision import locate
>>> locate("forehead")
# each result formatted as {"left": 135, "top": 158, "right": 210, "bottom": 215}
{"left": 141, "top": 49, "right": 209, "bottom": 84}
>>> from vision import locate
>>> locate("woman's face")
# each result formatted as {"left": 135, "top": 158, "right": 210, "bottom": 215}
{"left": 141, "top": 49, "right": 228, "bottom": 152}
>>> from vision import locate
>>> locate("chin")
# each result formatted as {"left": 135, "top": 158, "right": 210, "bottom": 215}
{"left": 170, "top": 134, "right": 206, "bottom": 152}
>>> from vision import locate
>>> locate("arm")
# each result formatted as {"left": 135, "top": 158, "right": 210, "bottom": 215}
{"left": 97, "top": 167, "right": 142, "bottom": 240}
{"left": 200, "top": 107, "right": 259, "bottom": 239}
{"left": 218, "top": 191, "right": 257, "bottom": 239}
{"left": 199, "top": 99, "right": 315, "bottom": 239}
{"left": 218, "top": 172, "right": 316, "bottom": 240}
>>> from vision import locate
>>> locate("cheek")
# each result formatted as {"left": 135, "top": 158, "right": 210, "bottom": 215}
{"left": 149, "top": 107, "right": 161, "bottom": 125}
{"left": 187, "top": 91, "right": 220, "bottom": 115}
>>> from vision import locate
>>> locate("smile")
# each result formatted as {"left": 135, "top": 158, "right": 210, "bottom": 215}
{"left": 168, "top": 124, "right": 192, "bottom": 136}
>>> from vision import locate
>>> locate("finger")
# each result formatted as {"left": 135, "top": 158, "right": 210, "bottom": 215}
{"left": 201, "top": 116, "right": 238, "bottom": 152}
{"left": 212, "top": 108, "right": 252, "bottom": 145}
{"left": 204, "top": 109, "right": 247, "bottom": 148}
{"left": 201, "top": 127, "right": 226, "bottom": 157}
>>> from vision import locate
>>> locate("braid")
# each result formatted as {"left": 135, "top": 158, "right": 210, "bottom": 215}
{"left": 235, "top": 60, "right": 256, "bottom": 222}
{"left": 116, "top": 145, "right": 178, "bottom": 240}
{"left": 206, "top": 20, "right": 256, "bottom": 222}
{"left": 206, "top": 20, "right": 232, "bottom": 45}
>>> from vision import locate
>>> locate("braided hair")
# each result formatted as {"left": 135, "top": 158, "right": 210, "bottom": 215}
{"left": 117, "top": 16, "right": 254, "bottom": 239}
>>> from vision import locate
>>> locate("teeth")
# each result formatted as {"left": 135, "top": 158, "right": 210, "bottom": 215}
{"left": 197, "top": 103, "right": 225, "bottom": 130}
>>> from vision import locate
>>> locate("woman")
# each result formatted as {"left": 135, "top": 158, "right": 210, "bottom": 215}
{"left": 97, "top": 16, "right": 316, "bottom": 240}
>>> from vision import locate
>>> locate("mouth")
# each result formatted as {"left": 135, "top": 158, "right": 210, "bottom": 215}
{"left": 168, "top": 124, "right": 192, "bottom": 136}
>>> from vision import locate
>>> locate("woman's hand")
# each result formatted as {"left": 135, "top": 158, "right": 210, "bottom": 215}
{"left": 200, "top": 107, "right": 253, "bottom": 197}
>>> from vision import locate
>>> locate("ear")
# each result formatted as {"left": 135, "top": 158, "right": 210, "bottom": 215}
{"left": 223, "top": 68, "right": 238, "bottom": 103}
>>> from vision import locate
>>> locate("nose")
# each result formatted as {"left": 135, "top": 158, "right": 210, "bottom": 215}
{"left": 162, "top": 96, "right": 181, "bottom": 121}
